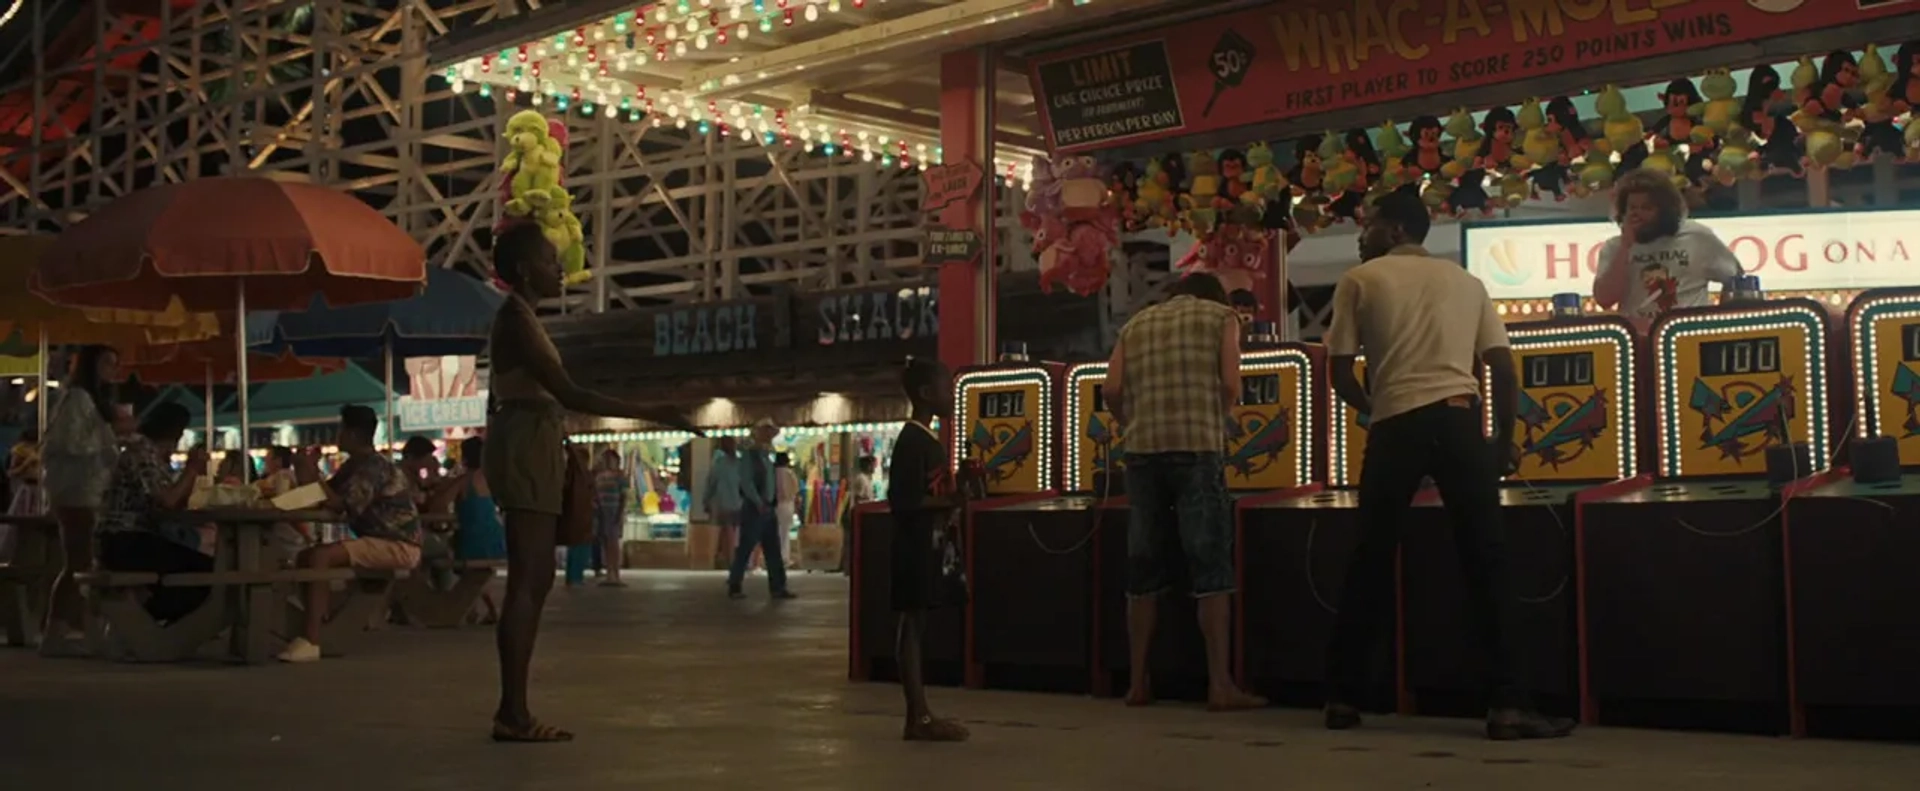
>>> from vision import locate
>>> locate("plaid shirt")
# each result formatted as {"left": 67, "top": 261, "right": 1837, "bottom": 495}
{"left": 1116, "top": 295, "right": 1237, "bottom": 455}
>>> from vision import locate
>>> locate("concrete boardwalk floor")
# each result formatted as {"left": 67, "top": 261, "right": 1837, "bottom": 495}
{"left": 3, "top": 570, "right": 1918, "bottom": 790}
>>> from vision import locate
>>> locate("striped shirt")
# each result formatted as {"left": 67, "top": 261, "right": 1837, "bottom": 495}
{"left": 1116, "top": 295, "right": 1238, "bottom": 454}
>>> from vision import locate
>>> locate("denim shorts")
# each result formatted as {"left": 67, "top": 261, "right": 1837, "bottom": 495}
{"left": 1123, "top": 452, "right": 1235, "bottom": 598}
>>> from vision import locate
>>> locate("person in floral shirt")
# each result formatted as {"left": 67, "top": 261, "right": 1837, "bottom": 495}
{"left": 95, "top": 403, "right": 210, "bottom": 623}
{"left": 277, "top": 404, "right": 420, "bottom": 663}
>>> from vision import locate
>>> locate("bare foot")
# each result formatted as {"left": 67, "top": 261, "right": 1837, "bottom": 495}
{"left": 1206, "top": 688, "right": 1268, "bottom": 712}
{"left": 1124, "top": 683, "right": 1154, "bottom": 707}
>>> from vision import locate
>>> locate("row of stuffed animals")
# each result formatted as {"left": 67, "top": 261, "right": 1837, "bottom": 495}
{"left": 1069, "top": 42, "right": 1920, "bottom": 238}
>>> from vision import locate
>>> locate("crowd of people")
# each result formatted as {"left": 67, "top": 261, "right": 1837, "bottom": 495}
{"left": 1, "top": 171, "right": 1740, "bottom": 748}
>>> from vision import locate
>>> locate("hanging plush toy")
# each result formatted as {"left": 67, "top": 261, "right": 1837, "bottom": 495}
{"left": 1474, "top": 106, "right": 1519, "bottom": 170}
{"left": 1545, "top": 97, "right": 1593, "bottom": 197}
{"left": 1023, "top": 155, "right": 1119, "bottom": 297}
{"left": 1134, "top": 159, "right": 1174, "bottom": 229}
{"left": 1695, "top": 70, "right": 1741, "bottom": 142}
{"left": 1516, "top": 99, "right": 1569, "bottom": 201}
{"left": 1854, "top": 45, "right": 1906, "bottom": 160}
{"left": 496, "top": 110, "right": 589, "bottom": 286}
{"left": 1441, "top": 108, "right": 1480, "bottom": 179}
{"left": 1892, "top": 42, "right": 1920, "bottom": 108}
{"left": 1406, "top": 115, "right": 1447, "bottom": 178}
{"left": 1652, "top": 78, "right": 1701, "bottom": 150}
{"left": 1594, "top": 85, "right": 1650, "bottom": 173}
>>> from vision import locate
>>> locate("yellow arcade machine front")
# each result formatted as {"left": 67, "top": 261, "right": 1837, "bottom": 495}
{"left": 1576, "top": 298, "right": 1834, "bottom": 731}
{"left": 946, "top": 359, "right": 1070, "bottom": 691}
{"left": 1401, "top": 315, "right": 1641, "bottom": 719}
{"left": 1780, "top": 287, "right": 1920, "bottom": 738}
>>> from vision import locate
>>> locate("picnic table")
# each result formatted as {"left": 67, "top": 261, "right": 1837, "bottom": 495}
{"left": 87, "top": 509, "right": 456, "bottom": 664}
{"left": 0, "top": 514, "right": 62, "bottom": 647}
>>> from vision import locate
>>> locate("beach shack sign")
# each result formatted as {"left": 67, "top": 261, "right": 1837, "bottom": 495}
{"left": 651, "top": 298, "right": 788, "bottom": 357}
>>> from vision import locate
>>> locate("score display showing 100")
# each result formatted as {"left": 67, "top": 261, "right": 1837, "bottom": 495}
{"left": 1699, "top": 337, "right": 1781, "bottom": 378}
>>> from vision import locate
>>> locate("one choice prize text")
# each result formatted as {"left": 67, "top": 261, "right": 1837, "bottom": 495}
{"left": 1050, "top": 49, "right": 1177, "bottom": 146}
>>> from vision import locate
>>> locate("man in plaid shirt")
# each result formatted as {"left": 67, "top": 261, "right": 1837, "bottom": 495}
{"left": 1104, "top": 273, "right": 1265, "bottom": 712}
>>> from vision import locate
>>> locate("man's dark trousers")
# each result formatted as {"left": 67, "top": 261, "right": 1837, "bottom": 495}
{"left": 1324, "top": 397, "right": 1528, "bottom": 710}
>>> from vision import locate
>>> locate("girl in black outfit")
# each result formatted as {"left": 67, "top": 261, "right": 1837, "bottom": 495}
{"left": 887, "top": 357, "right": 969, "bottom": 742}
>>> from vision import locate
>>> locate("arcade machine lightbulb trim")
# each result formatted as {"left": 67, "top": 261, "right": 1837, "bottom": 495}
{"left": 1480, "top": 323, "right": 1638, "bottom": 481}
{"left": 1845, "top": 295, "right": 1920, "bottom": 442}
{"left": 1328, "top": 354, "right": 1366, "bottom": 488}
{"left": 1235, "top": 348, "right": 1316, "bottom": 489}
{"left": 952, "top": 366, "right": 1056, "bottom": 485}
{"left": 1651, "top": 304, "right": 1829, "bottom": 478}
{"left": 1064, "top": 362, "right": 1109, "bottom": 493}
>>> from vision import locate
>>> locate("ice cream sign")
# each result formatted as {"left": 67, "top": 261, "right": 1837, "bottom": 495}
{"left": 1463, "top": 209, "right": 1920, "bottom": 300}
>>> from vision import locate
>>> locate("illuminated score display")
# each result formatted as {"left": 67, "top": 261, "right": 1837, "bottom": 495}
{"left": 1651, "top": 303, "right": 1831, "bottom": 479}
{"left": 1066, "top": 347, "right": 1320, "bottom": 492}
{"left": 954, "top": 365, "right": 1058, "bottom": 496}
{"left": 1847, "top": 289, "right": 1920, "bottom": 468}
{"left": 1484, "top": 320, "right": 1638, "bottom": 483}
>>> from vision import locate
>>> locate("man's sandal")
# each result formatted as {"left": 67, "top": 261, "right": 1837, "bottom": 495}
{"left": 492, "top": 719, "right": 575, "bottom": 743}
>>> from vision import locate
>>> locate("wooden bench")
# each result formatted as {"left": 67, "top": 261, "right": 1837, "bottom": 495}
{"left": 76, "top": 570, "right": 226, "bottom": 663}
{"left": 0, "top": 561, "right": 55, "bottom": 647}
{"left": 262, "top": 567, "right": 410, "bottom": 657}
{"left": 0, "top": 515, "right": 61, "bottom": 648}
{"left": 391, "top": 559, "right": 504, "bottom": 628}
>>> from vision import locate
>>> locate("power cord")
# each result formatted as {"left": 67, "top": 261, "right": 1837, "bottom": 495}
{"left": 1022, "top": 453, "right": 1114, "bottom": 556}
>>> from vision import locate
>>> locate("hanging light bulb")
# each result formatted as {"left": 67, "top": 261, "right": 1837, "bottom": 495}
{"left": 675, "top": 40, "right": 688, "bottom": 56}
{"left": 696, "top": 34, "right": 709, "bottom": 50}
{"left": 804, "top": 4, "right": 818, "bottom": 21}
{"left": 686, "top": 17, "right": 700, "bottom": 33}
{"left": 759, "top": 16, "right": 773, "bottom": 33}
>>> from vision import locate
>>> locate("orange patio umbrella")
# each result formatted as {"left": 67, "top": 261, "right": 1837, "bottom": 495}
{"left": 0, "top": 235, "right": 221, "bottom": 435}
{"left": 126, "top": 341, "right": 345, "bottom": 446}
{"left": 32, "top": 177, "right": 427, "bottom": 445}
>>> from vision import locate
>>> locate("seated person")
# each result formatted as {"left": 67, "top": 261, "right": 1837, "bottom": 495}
{"left": 258, "top": 446, "right": 310, "bottom": 561}
{"left": 95, "top": 403, "right": 212, "bottom": 623}
{"left": 277, "top": 405, "right": 422, "bottom": 663}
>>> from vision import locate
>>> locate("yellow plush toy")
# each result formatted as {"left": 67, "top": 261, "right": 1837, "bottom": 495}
{"left": 497, "top": 109, "right": 591, "bottom": 286}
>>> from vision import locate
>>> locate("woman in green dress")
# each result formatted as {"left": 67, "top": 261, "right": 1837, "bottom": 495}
{"left": 483, "top": 223, "right": 698, "bottom": 742}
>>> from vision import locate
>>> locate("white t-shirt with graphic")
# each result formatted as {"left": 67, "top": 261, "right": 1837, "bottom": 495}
{"left": 1595, "top": 219, "right": 1742, "bottom": 332}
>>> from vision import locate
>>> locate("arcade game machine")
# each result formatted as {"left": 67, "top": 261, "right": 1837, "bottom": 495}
{"left": 1780, "top": 287, "right": 1920, "bottom": 738}
{"left": 1576, "top": 298, "right": 1835, "bottom": 733}
{"left": 1400, "top": 315, "right": 1641, "bottom": 719}
{"left": 849, "top": 355, "right": 1062, "bottom": 688}
{"left": 952, "top": 356, "right": 1096, "bottom": 693}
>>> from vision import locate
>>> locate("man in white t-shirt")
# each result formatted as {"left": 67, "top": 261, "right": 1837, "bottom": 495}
{"left": 1321, "top": 190, "right": 1574, "bottom": 742}
{"left": 1593, "top": 170, "right": 1743, "bottom": 333}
